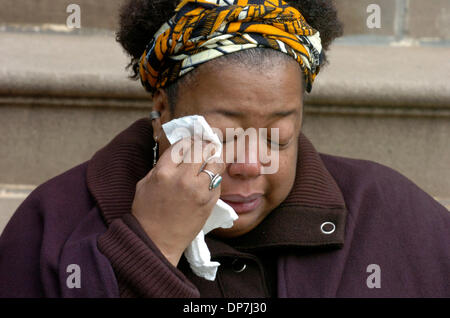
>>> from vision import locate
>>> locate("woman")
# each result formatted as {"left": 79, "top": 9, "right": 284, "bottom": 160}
{"left": 1, "top": 0, "right": 449, "bottom": 298}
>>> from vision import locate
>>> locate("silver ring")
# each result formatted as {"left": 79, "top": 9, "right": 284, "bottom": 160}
{"left": 200, "top": 169, "right": 222, "bottom": 190}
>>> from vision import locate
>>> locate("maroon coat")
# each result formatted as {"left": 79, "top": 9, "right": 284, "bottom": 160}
{"left": 1, "top": 118, "right": 449, "bottom": 297}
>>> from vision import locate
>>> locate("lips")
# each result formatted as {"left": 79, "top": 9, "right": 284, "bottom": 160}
{"left": 220, "top": 193, "right": 263, "bottom": 214}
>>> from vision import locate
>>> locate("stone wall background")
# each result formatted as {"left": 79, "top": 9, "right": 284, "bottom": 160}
{"left": 1, "top": 0, "right": 449, "bottom": 41}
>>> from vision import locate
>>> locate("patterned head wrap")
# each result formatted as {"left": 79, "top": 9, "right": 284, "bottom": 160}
{"left": 139, "top": 0, "right": 323, "bottom": 94}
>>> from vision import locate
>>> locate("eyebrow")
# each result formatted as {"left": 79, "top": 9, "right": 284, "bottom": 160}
{"left": 206, "top": 108, "right": 299, "bottom": 118}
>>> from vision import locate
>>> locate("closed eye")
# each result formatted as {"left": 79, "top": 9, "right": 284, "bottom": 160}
{"left": 265, "top": 139, "right": 291, "bottom": 149}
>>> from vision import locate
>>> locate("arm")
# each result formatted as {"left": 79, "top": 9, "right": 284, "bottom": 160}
{"left": 97, "top": 214, "right": 200, "bottom": 298}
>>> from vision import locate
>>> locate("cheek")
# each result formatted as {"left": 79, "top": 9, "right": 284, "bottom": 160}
{"left": 265, "top": 146, "right": 298, "bottom": 201}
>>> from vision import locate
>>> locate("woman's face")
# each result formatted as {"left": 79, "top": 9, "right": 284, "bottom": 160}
{"left": 154, "top": 59, "right": 304, "bottom": 238}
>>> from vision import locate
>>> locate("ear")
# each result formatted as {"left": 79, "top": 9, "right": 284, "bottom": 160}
{"left": 151, "top": 88, "right": 171, "bottom": 140}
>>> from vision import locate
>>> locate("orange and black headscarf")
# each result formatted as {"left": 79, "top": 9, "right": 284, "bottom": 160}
{"left": 139, "top": 0, "right": 323, "bottom": 94}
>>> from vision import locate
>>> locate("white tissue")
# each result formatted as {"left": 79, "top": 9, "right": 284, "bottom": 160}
{"left": 162, "top": 115, "right": 238, "bottom": 281}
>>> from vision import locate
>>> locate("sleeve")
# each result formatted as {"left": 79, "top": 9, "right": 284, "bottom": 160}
{"left": 0, "top": 195, "right": 45, "bottom": 297}
{"left": 97, "top": 213, "right": 200, "bottom": 298}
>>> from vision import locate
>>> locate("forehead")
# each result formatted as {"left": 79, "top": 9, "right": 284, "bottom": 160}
{"left": 174, "top": 59, "right": 304, "bottom": 120}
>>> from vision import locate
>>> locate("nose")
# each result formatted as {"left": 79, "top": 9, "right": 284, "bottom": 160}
{"left": 227, "top": 148, "right": 262, "bottom": 178}
{"left": 228, "top": 161, "right": 261, "bottom": 178}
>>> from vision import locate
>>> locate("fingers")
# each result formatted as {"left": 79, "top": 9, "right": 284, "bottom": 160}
{"left": 197, "top": 156, "right": 225, "bottom": 178}
{"left": 150, "top": 136, "right": 225, "bottom": 194}
{"left": 150, "top": 136, "right": 197, "bottom": 172}
{"left": 199, "top": 159, "right": 225, "bottom": 203}
{"left": 141, "top": 137, "right": 190, "bottom": 184}
{"left": 174, "top": 138, "right": 224, "bottom": 194}
{"left": 177, "top": 137, "right": 223, "bottom": 170}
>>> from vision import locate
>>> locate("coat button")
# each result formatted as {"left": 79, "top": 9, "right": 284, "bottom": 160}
{"left": 320, "top": 222, "right": 336, "bottom": 234}
{"left": 232, "top": 259, "right": 247, "bottom": 273}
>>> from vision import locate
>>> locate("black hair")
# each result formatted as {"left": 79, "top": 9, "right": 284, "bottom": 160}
{"left": 116, "top": 0, "right": 343, "bottom": 111}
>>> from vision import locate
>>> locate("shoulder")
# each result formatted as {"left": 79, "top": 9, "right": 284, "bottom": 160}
{"left": 34, "top": 161, "right": 89, "bottom": 195}
{"left": 319, "top": 152, "right": 450, "bottom": 231}
{"left": 7, "top": 161, "right": 95, "bottom": 234}
{"left": 319, "top": 153, "right": 438, "bottom": 204}
{"left": 319, "top": 152, "right": 415, "bottom": 193}
{"left": 30, "top": 161, "right": 92, "bottom": 206}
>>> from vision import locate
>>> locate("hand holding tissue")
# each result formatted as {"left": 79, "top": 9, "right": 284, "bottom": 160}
{"left": 162, "top": 115, "right": 238, "bottom": 281}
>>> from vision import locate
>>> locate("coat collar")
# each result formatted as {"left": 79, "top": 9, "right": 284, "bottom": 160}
{"left": 87, "top": 118, "right": 348, "bottom": 254}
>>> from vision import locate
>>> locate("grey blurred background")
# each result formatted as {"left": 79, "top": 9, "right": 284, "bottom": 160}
{"left": 0, "top": 0, "right": 449, "bottom": 233}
